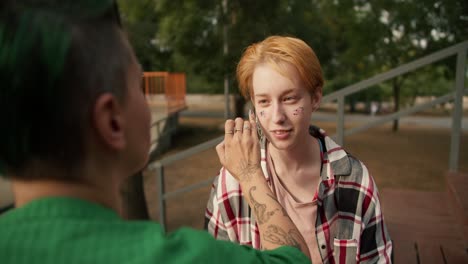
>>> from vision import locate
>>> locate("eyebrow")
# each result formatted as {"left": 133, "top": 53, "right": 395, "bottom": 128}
{"left": 254, "top": 88, "right": 297, "bottom": 98}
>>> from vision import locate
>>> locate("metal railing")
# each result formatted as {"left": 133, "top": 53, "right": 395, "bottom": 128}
{"left": 320, "top": 41, "right": 467, "bottom": 171}
{"left": 147, "top": 41, "right": 468, "bottom": 230}
{"left": 150, "top": 136, "right": 223, "bottom": 229}
{"left": 149, "top": 118, "right": 171, "bottom": 153}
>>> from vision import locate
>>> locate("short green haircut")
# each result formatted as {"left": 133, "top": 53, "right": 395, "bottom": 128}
{"left": 0, "top": 0, "right": 132, "bottom": 179}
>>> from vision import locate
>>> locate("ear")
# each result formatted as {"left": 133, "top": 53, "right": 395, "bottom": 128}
{"left": 311, "top": 88, "right": 322, "bottom": 112}
{"left": 92, "top": 93, "right": 126, "bottom": 151}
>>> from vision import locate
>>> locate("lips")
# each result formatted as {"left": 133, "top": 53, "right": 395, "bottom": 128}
{"left": 271, "top": 129, "right": 292, "bottom": 134}
{"left": 269, "top": 129, "right": 293, "bottom": 140}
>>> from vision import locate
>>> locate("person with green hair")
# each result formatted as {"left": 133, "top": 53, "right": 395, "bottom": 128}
{"left": 0, "top": 1, "right": 310, "bottom": 263}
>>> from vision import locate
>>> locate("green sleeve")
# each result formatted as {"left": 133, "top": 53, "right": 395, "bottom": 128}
{"left": 162, "top": 227, "right": 311, "bottom": 264}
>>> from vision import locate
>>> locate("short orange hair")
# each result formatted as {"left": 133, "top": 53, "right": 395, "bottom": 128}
{"left": 236, "top": 36, "right": 323, "bottom": 100}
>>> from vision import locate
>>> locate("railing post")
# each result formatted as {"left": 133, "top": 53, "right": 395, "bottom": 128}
{"left": 337, "top": 96, "right": 345, "bottom": 146}
{"left": 156, "top": 163, "right": 167, "bottom": 231}
{"left": 449, "top": 47, "right": 467, "bottom": 172}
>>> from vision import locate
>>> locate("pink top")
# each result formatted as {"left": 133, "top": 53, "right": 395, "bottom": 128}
{"left": 268, "top": 154, "right": 323, "bottom": 264}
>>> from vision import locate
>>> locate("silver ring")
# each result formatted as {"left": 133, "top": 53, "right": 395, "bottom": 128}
{"left": 243, "top": 126, "right": 251, "bottom": 130}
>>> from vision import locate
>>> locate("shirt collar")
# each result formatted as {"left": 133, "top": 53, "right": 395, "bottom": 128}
{"left": 312, "top": 126, "right": 352, "bottom": 177}
{"left": 1, "top": 197, "right": 120, "bottom": 222}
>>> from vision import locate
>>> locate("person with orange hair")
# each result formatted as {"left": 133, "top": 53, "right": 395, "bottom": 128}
{"left": 205, "top": 36, "right": 393, "bottom": 263}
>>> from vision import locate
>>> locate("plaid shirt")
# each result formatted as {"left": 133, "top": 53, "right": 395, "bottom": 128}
{"left": 205, "top": 126, "right": 393, "bottom": 263}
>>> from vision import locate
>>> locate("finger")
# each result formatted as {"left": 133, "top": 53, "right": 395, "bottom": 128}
{"left": 215, "top": 141, "right": 225, "bottom": 165}
{"left": 242, "top": 120, "right": 252, "bottom": 137}
{"left": 249, "top": 108, "right": 255, "bottom": 123}
{"left": 224, "top": 120, "right": 235, "bottom": 141}
{"left": 249, "top": 109, "right": 259, "bottom": 141}
{"left": 234, "top": 117, "right": 244, "bottom": 136}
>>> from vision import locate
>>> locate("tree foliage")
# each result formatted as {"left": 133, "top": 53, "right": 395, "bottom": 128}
{"left": 118, "top": 0, "right": 467, "bottom": 100}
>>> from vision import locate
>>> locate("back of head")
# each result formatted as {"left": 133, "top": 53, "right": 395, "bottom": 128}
{"left": 236, "top": 36, "right": 324, "bottom": 100}
{"left": 0, "top": 0, "right": 132, "bottom": 179}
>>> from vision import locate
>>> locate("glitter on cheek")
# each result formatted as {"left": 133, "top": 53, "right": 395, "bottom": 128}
{"left": 259, "top": 110, "right": 266, "bottom": 118}
{"left": 292, "top": 107, "right": 304, "bottom": 116}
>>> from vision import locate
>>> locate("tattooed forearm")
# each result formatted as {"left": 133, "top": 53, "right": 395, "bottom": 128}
{"left": 249, "top": 187, "right": 279, "bottom": 224}
{"left": 286, "top": 229, "right": 303, "bottom": 251}
{"left": 263, "top": 225, "right": 302, "bottom": 251}
{"left": 266, "top": 193, "right": 288, "bottom": 217}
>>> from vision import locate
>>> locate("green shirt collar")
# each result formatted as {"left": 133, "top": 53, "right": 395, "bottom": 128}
{"left": 1, "top": 197, "right": 120, "bottom": 222}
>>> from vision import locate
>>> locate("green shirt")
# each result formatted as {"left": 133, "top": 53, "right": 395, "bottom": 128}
{"left": 0, "top": 197, "right": 309, "bottom": 264}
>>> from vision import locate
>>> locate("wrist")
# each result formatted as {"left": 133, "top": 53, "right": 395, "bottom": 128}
{"left": 238, "top": 169, "right": 266, "bottom": 189}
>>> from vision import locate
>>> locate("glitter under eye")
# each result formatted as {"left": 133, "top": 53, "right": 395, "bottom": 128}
{"left": 293, "top": 107, "right": 304, "bottom": 116}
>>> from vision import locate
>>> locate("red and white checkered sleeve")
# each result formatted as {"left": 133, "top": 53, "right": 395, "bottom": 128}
{"left": 359, "top": 168, "right": 393, "bottom": 263}
{"left": 204, "top": 172, "right": 229, "bottom": 241}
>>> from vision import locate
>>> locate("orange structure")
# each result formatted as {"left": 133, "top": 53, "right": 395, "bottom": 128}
{"left": 142, "top": 72, "right": 187, "bottom": 114}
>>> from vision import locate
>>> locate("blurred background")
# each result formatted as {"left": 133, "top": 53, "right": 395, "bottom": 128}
{"left": 119, "top": 0, "right": 466, "bottom": 114}
{"left": 1, "top": 0, "right": 467, "bottom": 262}
{"left": 117, "top": 1, "right": 468, "bottom": 262}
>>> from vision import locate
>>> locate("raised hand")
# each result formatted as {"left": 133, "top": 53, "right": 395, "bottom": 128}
{"left": 214, "top": 112, "right": 310, "bottom": 259}
{"left": 216, "top": 112, "right": 260, "bottom": 184}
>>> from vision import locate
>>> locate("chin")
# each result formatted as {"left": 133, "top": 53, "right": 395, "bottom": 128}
{"left": 267, "top": 138, "right": 296, "bottom": 151}
{"left": 269, "top": 133, "right": 308, "bottom": 151}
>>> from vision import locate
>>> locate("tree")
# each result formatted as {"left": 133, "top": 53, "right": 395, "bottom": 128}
{"left": 119, "top": 0, "right": 467, "bottom": 124}
{"left": 319, "top": 0, "right": 467, "bottom": 130}
{"left": 119, "top": 0, "right": 171, "bottom": 71}
{"left": 118, "top": 1, "right": 355, "bottom": 103}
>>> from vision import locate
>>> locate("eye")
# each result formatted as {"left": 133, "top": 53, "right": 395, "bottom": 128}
{"left": 284, "top": 96, "right": 297, "bottom": 102}
{"left": 257, "top": 99, "right": 268, "bottom": 105}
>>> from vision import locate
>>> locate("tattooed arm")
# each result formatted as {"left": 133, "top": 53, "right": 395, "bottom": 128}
{"left": 215, "top": 116, "right": 310, "bottom": 258}
{"left": 241, "top": 170, "right": 309, "bottom": 258}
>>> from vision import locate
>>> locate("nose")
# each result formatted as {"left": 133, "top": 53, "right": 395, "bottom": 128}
{"left": 271, "top": 102, "right": 286, "bottom": 124}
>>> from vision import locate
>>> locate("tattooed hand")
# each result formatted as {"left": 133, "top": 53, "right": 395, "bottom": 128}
{"left": 216, "top": 114, "right": 310, "bottom": 258}
{"left": 216, "top": 113, "right": 261, "bottom": 184}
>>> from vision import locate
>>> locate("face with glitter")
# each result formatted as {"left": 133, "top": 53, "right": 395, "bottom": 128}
{"left": 252, "top": 63, "right": 320, "bottom": 151}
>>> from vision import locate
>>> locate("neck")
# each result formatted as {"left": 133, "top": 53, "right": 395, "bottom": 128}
{"left": 268, "top": 134, "right": 319, "bottom": 173}
{"left": 268, "top": 134, "right": 322, "bottom": 199}
{"left": 11, "top": 159, "right": 124, "bottom": 214}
